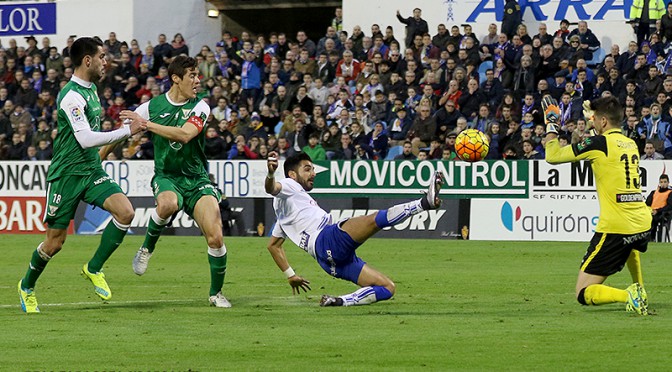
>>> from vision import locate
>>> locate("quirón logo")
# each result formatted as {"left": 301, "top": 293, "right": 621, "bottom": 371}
{"left": 500, "top": 201, "right": 521, "bottom": 232}
{"left": 500, "top": 201, "right": 597, "bottom": 239}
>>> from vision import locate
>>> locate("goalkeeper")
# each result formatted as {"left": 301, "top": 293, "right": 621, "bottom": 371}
{"left": 543, "top": 95, "right": 652, "bottom": 315}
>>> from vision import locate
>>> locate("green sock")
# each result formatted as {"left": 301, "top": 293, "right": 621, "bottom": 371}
{"left": 143, "top": 212, "right": 169, "bottom": 253}
{"left": 208, "top": 250, "right": 228, "bottom": 296}
{"left": 88, "top": 219, "right": 129, "bottom": 273}
{"left": 21, "top": 244, "right": 51, "bottom": 290}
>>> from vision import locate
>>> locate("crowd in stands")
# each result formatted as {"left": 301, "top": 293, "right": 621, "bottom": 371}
{"left": 3, "top": 6, "right": 672, "bottom": 162}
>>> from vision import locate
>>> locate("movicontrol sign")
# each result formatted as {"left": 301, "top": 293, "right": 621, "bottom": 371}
{"left": 311, "top": 160, "right": 529, "bottom": 198}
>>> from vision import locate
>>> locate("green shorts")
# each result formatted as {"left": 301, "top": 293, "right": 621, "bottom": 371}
{"left": 45, "top": 169, "right": 123, "bottom": 229}
{"left": 151, "top": 174, "right": 220, "bottom": 217}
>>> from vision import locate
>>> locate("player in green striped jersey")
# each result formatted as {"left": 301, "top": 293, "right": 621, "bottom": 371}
{"left": 18, "top": 37, "right": 145, "bottom": 313}
{"left": 120, "top": 56, "right": 231, "bottom": 308}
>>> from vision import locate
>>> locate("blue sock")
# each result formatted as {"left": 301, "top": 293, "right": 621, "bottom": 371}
{"left": 372, "top": 286, "right": 393, "bottom": 301}
{"left": 374, "top": 200, "right": 423, "bottom": 229}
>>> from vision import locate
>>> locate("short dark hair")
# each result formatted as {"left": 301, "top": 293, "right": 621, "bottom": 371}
{"left": 168, "top": 55, "right": 198, "bottom": 81}
{"left": 70, "top": 37, "right": 103, "bottom": 68}
{"left": 590, "top": 95, "right": 623, "bottom": 127}
{"left": 284, "top": 152, "right": 312, "bottom": 178}
{"left": 660, "top": 174, "right": 669, "bottom": 181}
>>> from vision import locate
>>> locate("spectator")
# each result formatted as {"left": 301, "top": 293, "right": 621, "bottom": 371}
{"left": 630, "top": 0, "right": 665, "bottom": 45}
{"left": 7, "top": 132, "right": 27, "bottom": 160}
{"left": 408, "top": 104, "right": 436, "bottom": 154}
{"left": 167, "top": 33, "right": 189, "bottom": 63}
{"left": 36, "top": 139, "right": 52, "bottom": 160}
{"left": 302, "top": 133, "right": 326, "bottom": 160}
{"left": 396, "top": 8, "right": 429, "bottom": 48}
{"left": 365, "top": 121, "right": 388, "bottom": 159}
{"left": 105, "top": 32, "right": 122, "bottom": 59}
{"left": 205, "top": 127, "right": 228, "bottom": 159}
{"left": 14, "top": 78, "right": 37, "bottom": 110}
{"left": 645, "top": 174, "right": 672, "bottom": 241}
{"left": 641, "top": 140, "right": 665, "bottom": 160}
{"left": 333, "top": 131, "right": 356, "bottom": 159}
{"left": 394, "top": 140, "right": 416, "bottom": 160}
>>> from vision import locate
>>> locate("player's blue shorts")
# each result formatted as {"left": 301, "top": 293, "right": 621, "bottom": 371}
{"left": 315, "top": 222, "right": 365, "bottom": 283}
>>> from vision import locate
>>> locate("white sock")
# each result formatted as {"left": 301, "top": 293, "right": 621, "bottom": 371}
{"left": 375, "top": 199, "right": 424, "bottom": 228}
{"left": 152, "top": 209, "right": 170, "bottom": 226}
{"left": 340, "top": 286, "right": 378, "bottom": 306}
{"left": 208, "top": 245, "right": 227, "bottom": 257}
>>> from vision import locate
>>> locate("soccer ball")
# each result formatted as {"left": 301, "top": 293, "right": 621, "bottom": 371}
{"left": 454, "top": 129, "right": 490, "bottom": 162}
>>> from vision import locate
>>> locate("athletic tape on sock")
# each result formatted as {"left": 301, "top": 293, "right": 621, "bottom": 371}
{"left": 208, "top": 245, "right": 227, "bottom": 257}
{"left": 151, "top": 209, "right": 170, "bottom": 226}
{"left": 112, "top": 218, "right": 131, "bottom": 231}
{"left": 36, "top": 243, "right": 51, "bottom": 261}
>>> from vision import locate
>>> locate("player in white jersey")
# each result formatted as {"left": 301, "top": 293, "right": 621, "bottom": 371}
{"left": 265, "top": 152, "right": 444, "bottom": 306}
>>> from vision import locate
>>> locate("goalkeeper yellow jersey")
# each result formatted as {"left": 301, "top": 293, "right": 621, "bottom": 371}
{"left": 546, "top": 128, "right": 652, "bottom": 234}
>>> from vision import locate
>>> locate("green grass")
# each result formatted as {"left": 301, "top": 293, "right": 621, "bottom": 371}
{"left": 1, "top": 235, "right": 671, "bottom": 371}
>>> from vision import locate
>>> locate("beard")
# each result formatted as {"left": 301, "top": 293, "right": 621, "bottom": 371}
{"left": 89, "top": 69, "right": 104, "bottom": 83}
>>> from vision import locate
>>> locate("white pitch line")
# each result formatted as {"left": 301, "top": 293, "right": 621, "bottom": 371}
{"left": 0, "top": 298, "right": 201, "bottom": 309}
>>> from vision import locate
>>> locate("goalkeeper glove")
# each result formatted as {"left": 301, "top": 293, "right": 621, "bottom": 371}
{"left": 541, "top": 95, "right": 560, "bottom": 135}
{"left": 582, "top": 100, "right": 595, "bottom": 129}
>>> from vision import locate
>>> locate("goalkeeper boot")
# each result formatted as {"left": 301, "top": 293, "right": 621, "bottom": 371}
{"left": 81, "top": 263, "right": 112, "bottom": 301}
{"left": 639, "top": 285, "right": 649, "bottom": 311}
{"left": 625, "top": 283, "right": 647, "bottom": 315}
{"left": 209, "top": 292, "right": 232, "bottom": 308}
{"left": 132, "top": 247, "right": 152, "bottom": 276}
{"left": 18, "top": 280, "right": 39, "bottom": 314}
{"left": 423, "top": 171, "right": 444, "bottom": 209}
{"left": 319, "top": 295, "right": 344, "bottom": 307}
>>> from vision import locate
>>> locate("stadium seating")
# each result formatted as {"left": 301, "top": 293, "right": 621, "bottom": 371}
{"left": 273, "top": 122, "right": 284, "bottom": 135}
{"left": 586, "top": 47, "right": 606, "bottom": 67}
{"left": 384, "top": 145, "right": 403, "bottom": 160}
{"left": 654, "top": 213, "right": 671, "bottom": 242}
{"left": 478, "top": 61, "right": 493, "bottom": 84}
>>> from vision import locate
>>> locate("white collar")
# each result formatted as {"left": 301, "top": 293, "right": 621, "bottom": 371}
{"left": 71, "top": 75, "right": 92, "bottom": 88}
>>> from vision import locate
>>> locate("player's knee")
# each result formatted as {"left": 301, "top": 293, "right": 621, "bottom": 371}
{"left": 156, "top": 201, "right": 179, "bottom": 218}
{"left": 206, "top": 233, "right": 223, "bottom": 249}
{"left": 115, "top": 206, "right": 135, "bottom": 225}
{"left": 42, "top": 239, "right": 64, "bottom": 256}
{"left": 385, "top": 280, "right": 396, "bottom": 296}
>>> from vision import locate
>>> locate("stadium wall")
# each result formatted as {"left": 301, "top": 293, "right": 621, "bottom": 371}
{"left": 343, "top": 0, "right": 636, "bottom": 51}
{"left": 1, "top": 160, "right": 669, "bottom": 240}
{"left": 0, "top": 0, "right": 220, "bottom": 55}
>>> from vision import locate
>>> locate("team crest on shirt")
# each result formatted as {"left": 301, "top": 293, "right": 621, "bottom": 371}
{"left": 181, "top": 109, "right": 192, "bottom": 120}
{"left": 169, "top": 140, "right": 183, "bottom": 150}
{"left": 576, "top": 138, "right": 592, "bottom": 152}
{"left": 47, "top": 205, "right": 58, "bottom": 217}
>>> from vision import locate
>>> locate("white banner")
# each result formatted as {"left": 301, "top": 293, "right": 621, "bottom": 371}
{"left": 470, "top": 198, "right": 600, "bottom": 241}
{"left": 1, "top": 160, "right": 670, "bottom": 199}
{"left": 344, "top": 0, "right": 636, "bottom": 53}
{"left": 0, "top": 160, "right": 276, "bottom": 198}
{"left": 470, "top": 160, "right": 672, "bottom": 241}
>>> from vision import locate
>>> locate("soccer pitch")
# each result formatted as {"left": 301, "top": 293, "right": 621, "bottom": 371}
{"left": 2, "top": 235, "right": 671, "bottom": 371}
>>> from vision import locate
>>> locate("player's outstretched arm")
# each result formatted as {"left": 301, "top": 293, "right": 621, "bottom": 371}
{"left": 267, "top": 236, "right": 311, "bottom": 295}
{"left": 265, "top": 151, "right": 282, "bottom": 196}
{"left": 119, "top": 110, "right": 202, "bottom": 144}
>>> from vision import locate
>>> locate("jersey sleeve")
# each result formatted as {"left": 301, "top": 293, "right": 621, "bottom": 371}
{"left": 190, "top": 100, "right": 211, "bottom": 122}
{"left": 275, "top": 178, "right": 297, "bottom": 200}
{"left": 134, "top": 101, "right": 150, "bottom": 120}
{"left": 60, "top": 90, "right": 90, "bottom": 132}
{"left": 545, "top": 136, "right": 607, "bottom": 164}
{"left": 185, "top": 100, "right": 210, "bottom": 133}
